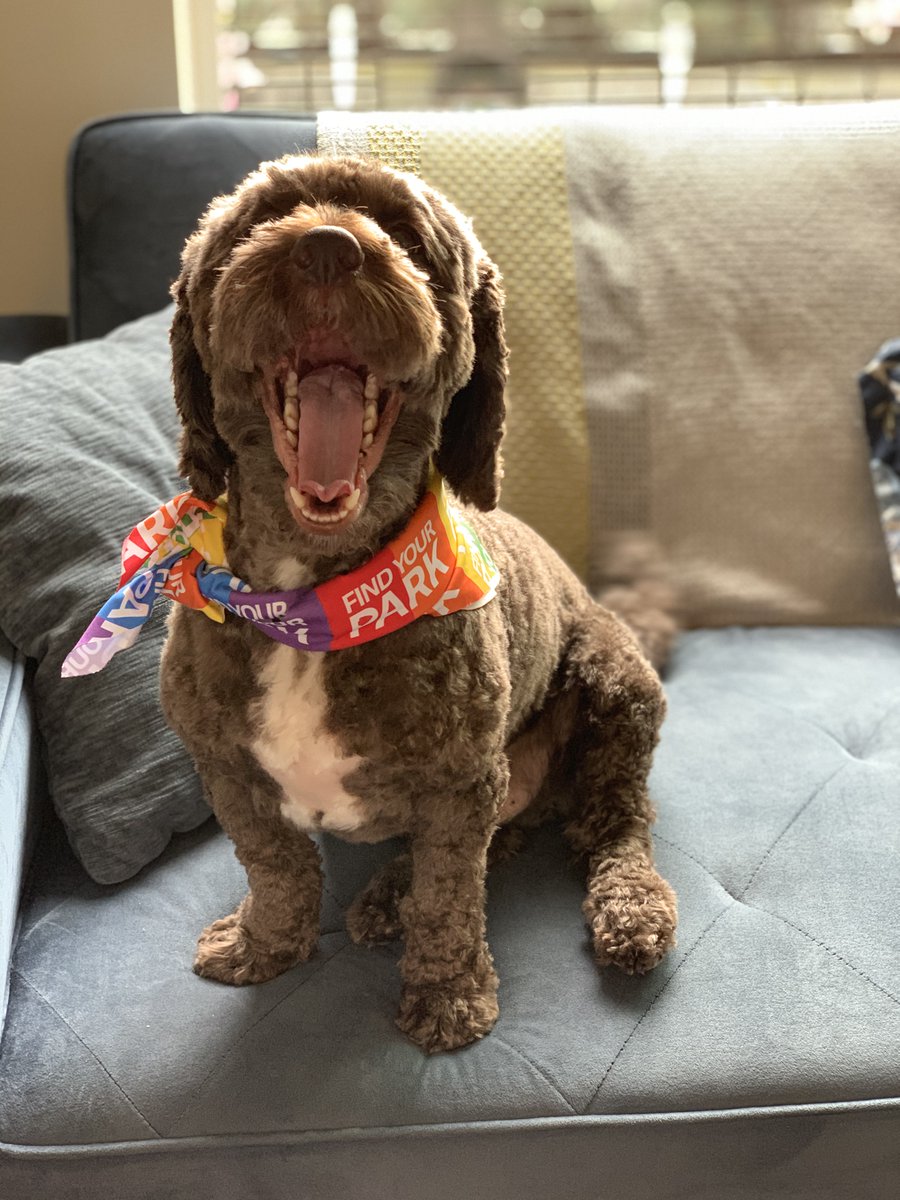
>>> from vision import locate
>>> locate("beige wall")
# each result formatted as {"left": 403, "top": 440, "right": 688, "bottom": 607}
{"left": 0, "top": 1, "right": 180, "bottom": 316}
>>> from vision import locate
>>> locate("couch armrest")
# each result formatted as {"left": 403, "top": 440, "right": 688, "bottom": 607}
{"left": 0, "top": 631, "right": 47, "bottom": 1035}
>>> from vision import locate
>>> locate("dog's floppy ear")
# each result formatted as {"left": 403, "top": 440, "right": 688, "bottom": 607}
{"left": 436, "top": 258, "right": 508, "bottom": 511}
{"left": 169, "top": 276, "right": 233, "bottom": 502}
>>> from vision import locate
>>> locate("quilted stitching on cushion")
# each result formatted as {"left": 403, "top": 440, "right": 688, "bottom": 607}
{"left": 0, "top": 629, "right": 897, "bottom": 1146}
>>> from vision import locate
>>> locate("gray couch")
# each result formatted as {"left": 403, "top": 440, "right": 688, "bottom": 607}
{"left": 1, "top": 107, "right": 898, "bottom": 1200}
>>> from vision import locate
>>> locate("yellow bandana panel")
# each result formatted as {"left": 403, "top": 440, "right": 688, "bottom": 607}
{"left": 318, "top": 111, "right": 590, "bottom": 579}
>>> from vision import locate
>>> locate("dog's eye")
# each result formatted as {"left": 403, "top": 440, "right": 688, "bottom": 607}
{"left": 390, "top": 224, "right": 421, "bottom": 253}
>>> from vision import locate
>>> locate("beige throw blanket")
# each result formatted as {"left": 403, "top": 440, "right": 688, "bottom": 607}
{"left": 320, "top": 104, "right": 900, "bottom": 627}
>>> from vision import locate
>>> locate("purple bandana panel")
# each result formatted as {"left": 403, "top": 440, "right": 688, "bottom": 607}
{"left": 199, "top": 566, "right": 335, "bottom": 651}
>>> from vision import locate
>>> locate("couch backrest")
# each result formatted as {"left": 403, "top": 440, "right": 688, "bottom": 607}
{"left": 68, "top": 105, "right": 900, "bottom": 627}
{"left": 68, "top": 111, "right": 316, "bottom": 341}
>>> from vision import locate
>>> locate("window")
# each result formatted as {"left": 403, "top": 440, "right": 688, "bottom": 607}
{"left": 205, "top": 1, "right": 900, "bottom": 110}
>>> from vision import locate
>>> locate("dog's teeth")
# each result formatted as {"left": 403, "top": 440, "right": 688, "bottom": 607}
{"left": 285, "top": 428, "right": 298, "bottom": 448}
{"left": 364, "top": 374, "right": 379, "bottom": 402}
{"left": 284, "top": 401, "right": 299, "bottom": 431}
{"left": 361, "top": 432, "right": 374, "bottom": 449}
{"left": 289, "top": 480, "right": 360, "bottom": 525}
{"left": 285, "top": 371, "right": 299, "bottom": 398}
{"left": 363, "top": 402, "right": 378, "bottom": 434}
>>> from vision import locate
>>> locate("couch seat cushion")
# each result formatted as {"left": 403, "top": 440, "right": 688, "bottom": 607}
{"left": 1, "top": 628, "right": 898, "bottom": 1199}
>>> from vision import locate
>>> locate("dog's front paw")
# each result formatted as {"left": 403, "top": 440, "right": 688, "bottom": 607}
{"left": 193, "top": 910, "right": 317, "bottom": 985}
{"left": 584, "top": 867, "right": 677, "bottom": 976}
{"left": 396, "top": 975, "right": 499, "bottom": 1053}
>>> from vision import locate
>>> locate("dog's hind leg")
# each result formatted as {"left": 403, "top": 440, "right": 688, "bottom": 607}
{"left": 346, "top": 851, "right": 412, "bottom": 945}
{"left": 562, "top": 607, "right": 678, "bottom": 976}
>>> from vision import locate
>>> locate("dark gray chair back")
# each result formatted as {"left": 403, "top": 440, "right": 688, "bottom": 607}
{"left": 68, "top": 111, "right": 317, "bottom": 340}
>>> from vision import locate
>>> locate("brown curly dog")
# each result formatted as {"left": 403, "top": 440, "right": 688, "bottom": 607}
{"left": 160, "top": 153, "right": 678, "bottom": 1054}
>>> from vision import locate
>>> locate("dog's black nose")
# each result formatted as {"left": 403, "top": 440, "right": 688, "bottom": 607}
{"left": 292, "top": 226, "right": 364, "bottom": 284}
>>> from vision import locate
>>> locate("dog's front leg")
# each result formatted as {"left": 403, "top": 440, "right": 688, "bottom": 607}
{"left": 564, "top": 610, "right": 678, "bottom": 977}
{"left": 395, "top": 770, "right": 503, "bottom": 1053}
{"left": 192, "top": 757, "right": 322, "bottom": 986}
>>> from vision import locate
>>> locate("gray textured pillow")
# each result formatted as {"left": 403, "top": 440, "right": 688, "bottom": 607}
{"left": 0, "top": 308, "right": 209, "bottom": 883}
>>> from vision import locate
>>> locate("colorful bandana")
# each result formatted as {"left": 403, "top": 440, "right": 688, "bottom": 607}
{"left": 62, "top": 469, "right": 499, "bottom": 677}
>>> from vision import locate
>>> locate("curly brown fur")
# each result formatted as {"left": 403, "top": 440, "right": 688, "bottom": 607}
{"left": 346, "top": 827, "right": 526, "bottom": 948}
{"left": 161, "top": 153, "right": 677, "bottom": 1053}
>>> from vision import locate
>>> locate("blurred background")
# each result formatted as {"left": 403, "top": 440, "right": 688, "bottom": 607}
{"left": 3, "top": 1, "right": 900, "bottom": 320}
{"left": 213, "top": 0, "right": 900, "bottom": 110}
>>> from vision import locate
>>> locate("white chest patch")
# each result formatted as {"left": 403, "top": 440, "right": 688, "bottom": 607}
{"left": 252, "top": 645, "right": 364, "bottom": 833}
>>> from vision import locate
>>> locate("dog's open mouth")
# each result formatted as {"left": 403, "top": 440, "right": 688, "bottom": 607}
{"left": 261, "top": 349, "right": 402, "bottom": 535}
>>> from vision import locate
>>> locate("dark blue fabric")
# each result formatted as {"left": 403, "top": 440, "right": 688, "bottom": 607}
{"left": 68, "top": 111, "right": 317, "bottom": 341}
{"left": 860, "top": 339, "right": 900, "bottom": 595}
{"left": 2, "top": 1104, "right": 899, "bottom": 1200}
{"left": 861, "top": 338, "right": 900, "bottom": 473}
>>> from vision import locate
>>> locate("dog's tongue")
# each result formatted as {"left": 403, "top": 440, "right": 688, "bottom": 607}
{"left": 295, "top": 366, "right": 364, "bottom": 501}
